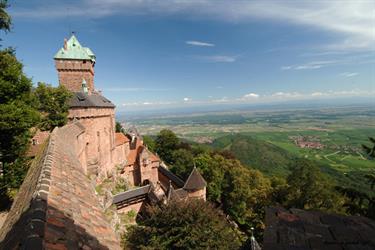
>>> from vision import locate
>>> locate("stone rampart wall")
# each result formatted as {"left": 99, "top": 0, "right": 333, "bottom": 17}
{"left": 0, "top": 122, "right": 121, "bottom": 249}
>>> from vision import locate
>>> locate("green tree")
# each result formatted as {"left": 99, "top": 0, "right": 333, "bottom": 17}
{"left": 194, "top": 153, "right": 226, "bottom": 202}
{"left": 362, "top": 137, "right": 375, "bottom": 158}
{"left": 0, "top": 49, "right": 40, "bottom": 163}
{"left": 155, "top": 129, "right": 179, "bottom": 164}
{"left": 222, "top": 161, "right": 271, "bottom": 237}
{"left": 0, "top": 49, "right": 39, "bottom": 207}
{"left": 284, "top": 159, "right": 345, "bottom": 213}
{"left": 115, "top": 121, "right": 122, "bottom": 133}
{"left": 0, "top": 0, "right": 11, "bottom": 35}
{"left": 170, "top": 149, "right": 194, "bottom": 180}
{"left": 124, "top": 199, "right": 242, "bottom": 250}
{"left": 34, "top": 82, "right": 72, "bottom": 131}
{"left": 143, "top": 135, "right": 156, "bottom": 152}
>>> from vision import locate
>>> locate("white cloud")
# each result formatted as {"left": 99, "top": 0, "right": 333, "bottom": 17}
{"left": 311, "top": 92, "right": 326, "bottom": 97}
{"left": 340, "top": 72, "right": 359, "bottom": 77}
{"left": 271, "top": 92, "right": 303, "bottom": 98}
{"left": 212, "top": 97, "right": 229, "bottom": 103}
{"left": 243, "top": 93, "right": 260, "bottom": 99}
{"left": 197, "top": 55, "right": 236, "bottom": 63}
{"left": 120, "top": 89, "right": 375, "bottom": 109}
{"left": 186, "top": 40, "right": 215, "bottom": 47}
{"left": 12, "top": 1, "right": 375, "bottom": 51}
{"left": 282, "top": 60, "right": 337, "bottom": 70}
{"left": 122, "top": 101, "right": 173, "bottom": 106}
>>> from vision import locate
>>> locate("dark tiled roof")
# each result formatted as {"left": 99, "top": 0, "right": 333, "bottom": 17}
{"left": 112, "top": 185, "right": 150, "bottom": 205}
{"left": 158, "top": 166, "right": 185, "bottom": 188}
{"left": 183, "top": 167, "right": 206, "bottom": 190}
{"left": 0, "top": 122, "right": 121, "bottom": 250}
{"left": 175, "top": 189, "right": 189, "bottom": 199}
{"left": 69, "top": 92, "right": 115, "bottom": 108}
{"left": 263, "top": 207, "right": 375, "bottom": 250}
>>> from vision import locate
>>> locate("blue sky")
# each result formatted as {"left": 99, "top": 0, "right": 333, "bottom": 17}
{"left": 3, "top": 0, "right": 375, "bottom": 111}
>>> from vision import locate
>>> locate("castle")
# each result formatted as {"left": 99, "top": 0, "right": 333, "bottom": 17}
{"left": 54, "top": 34, "right": 207, "bottom": 210}
{"left": 0, "top": 35, "right": 206, "bottom": 249}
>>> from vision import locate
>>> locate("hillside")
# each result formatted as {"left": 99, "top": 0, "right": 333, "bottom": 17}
{"left": 211, "top": 133, "right": 374, "bottom": 195}
{"left": 211, "top": 134, "right": 297, "bottom": 176}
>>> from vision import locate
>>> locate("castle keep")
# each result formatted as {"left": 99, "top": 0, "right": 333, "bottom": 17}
{"left": 0, "top": 35, "right": 206, "bottom": 249}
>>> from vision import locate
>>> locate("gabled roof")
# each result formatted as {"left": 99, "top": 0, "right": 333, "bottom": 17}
{"left": 115, "top": 132, "right": 130, "bottom": 146}
{"left": 54, "top": 35, "right": 96, "bottom": 62}
{"left": 69, "top": 92, "right": 115, "bottom": 108}
{"left": 183, "top": 167, "right": 206, "bottom": 190}
{"left": 112, "top": 185, "right": 150, "bottom": 205}
{"left": 158, "top": 166, "right": 185, "bottom": 188}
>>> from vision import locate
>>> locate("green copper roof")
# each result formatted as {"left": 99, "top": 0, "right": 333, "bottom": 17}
{"left": 54, "top": 35, "right": 96, "bottom": 62}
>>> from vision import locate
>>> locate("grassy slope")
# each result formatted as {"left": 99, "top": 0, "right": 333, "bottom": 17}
{"left": 211, "top": 133, "right": 374, "bottom": 195}
{"left": 211, "top": 134, "right": 297, "bottom": 177}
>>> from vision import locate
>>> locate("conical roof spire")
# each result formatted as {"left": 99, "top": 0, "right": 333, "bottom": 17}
{"left": 183, "top": 167, "right": 206, "bottom": 190}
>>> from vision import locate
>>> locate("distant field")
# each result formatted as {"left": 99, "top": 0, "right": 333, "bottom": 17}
{"left": 124, "top": 105, "right": 375, "bottom": 193}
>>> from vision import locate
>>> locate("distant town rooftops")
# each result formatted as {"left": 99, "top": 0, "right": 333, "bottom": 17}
{"left": 54, "top": 34, "right": 96, "bottom": 62}
{"left": 69, "top": 92, "right": 115, "bottom": 108}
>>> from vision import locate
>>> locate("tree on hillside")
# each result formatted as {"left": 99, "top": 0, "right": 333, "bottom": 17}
{"left": 34, "top": 82, "right": 72, "bottom": 131}
{"left": 155, "top": 129, "right": 180, "bottom": 164}
{"left": 284, "top": 159, "right": 345, "bottom": 213}
{"left": 362, "top": 137, "right": 375, "bottom": 159}
{"left": 0, "top": 49, "right": 40, "bottom": 164}
{"left": 0, "top": 49, "right": 40, "bottom": 207}
{"left": 124, "top": 199, "right": 243, "bottom": 250}
{"left": 0, "top": 0, "right": 11, "bottom": 35}
{"left": 115, "top": 121, "right": 122, "bottom": 133}
{"left": 194, "top": 153, "right": 226, "bottom": 202}
{"left": 170, "top": 148, "right": 194, "bottom": 180}
{"left": 222, "top": 160, "right": 272, "bottom": 238}
{"left": 142, "top": 135, "right": 156, "bottom": 152}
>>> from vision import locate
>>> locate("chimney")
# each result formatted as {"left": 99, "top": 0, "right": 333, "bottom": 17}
{"left": 63, "top": 38, "right": 67, "bottom": 50}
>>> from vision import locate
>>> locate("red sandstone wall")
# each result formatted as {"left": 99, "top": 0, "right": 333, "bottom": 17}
{"left": 121, "top": 166, "right": 141, "bottom": 186}
{"left": 187, "top": 187, "right": 206, "bottom": 201}
{"left": 139, "top": 150, "right": 159, "bottom": 185}
{"left": 68, "top": 108, "right": 116, "bottom": 179}
{"left": 55, "top": 60, "right": 95, "bottom": 92}
{"left": 113, "top": 144, "right": 126, "bottom": 166}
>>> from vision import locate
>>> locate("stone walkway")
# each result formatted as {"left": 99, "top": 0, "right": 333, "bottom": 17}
{"left": 0, "top": 212, "right": 8, "bottom": 229}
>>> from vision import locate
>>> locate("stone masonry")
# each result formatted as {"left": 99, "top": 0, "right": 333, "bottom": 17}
{"left": 0, "top": 123, "right": 120, "bottom": 249}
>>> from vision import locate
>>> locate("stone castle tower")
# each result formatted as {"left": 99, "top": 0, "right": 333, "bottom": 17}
{"left": 54, "top": 34, "right": 96, "bottom": 93}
